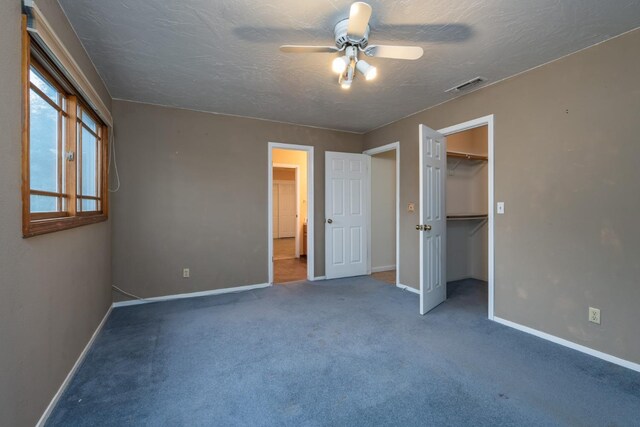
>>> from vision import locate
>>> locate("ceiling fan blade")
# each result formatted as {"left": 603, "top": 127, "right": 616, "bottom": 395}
{"left": 373, "top": 24, "right": 472, "bottom": 44}
{"left": 364, "top": 45, "right": 424, "bottom": 60}
{"left": 280, "top": 45, "right": 339, "bottom": 53}
{"left": 347, "top": 2, "right": 372, "bottom": 40}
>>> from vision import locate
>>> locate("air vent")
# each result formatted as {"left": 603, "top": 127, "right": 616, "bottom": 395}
{"left": 446, "top": 77, "right": 486, "bottom": 94}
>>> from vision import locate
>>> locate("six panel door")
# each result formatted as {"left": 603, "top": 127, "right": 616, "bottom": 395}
{"left": 419, "top": 125, "right": 447, "bottom": 315}
{"left": 325, "top": 152, "right": 369, "bottom": 279}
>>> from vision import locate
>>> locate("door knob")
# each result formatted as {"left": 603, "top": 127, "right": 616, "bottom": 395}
{"left": 416, "top": 224, "right": 423, "bottom": 231}
{"left": 327, "top": 219, "right": 333, "bottom": 224}
{"left": 424, "top": 224, "right": 432, "bottom": 231}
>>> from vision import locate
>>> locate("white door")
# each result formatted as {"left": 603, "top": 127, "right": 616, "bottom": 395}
{"left": 325, "top": 152, "right": 369, "bottom": 279}
{"left": 419, "top": 125, "right": 447, "bottom": 315}
{"left": 277, "top": 182, "right": 296, "bottom": 238}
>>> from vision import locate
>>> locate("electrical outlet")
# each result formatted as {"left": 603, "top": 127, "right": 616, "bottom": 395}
{"left": 589, "top": 307, "right": 600, "bottom": 324}
{"left": 182, "top": 268, "right": 190, "bottom": 278}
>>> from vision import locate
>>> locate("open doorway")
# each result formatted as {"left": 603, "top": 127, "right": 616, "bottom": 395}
{"left": 268, "top": 144, "right": 314, "bottom": 284}
{"left": 273, "top": 165, "right": 299, "bottom": 260}
{"left": 364, "top": 143, "right": 399, "bottom": 287}
{"left": 438, "top": 115, "right": 495, "bottom": 319}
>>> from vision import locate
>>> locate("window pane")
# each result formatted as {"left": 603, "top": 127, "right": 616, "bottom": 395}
{"left": 30, "top": 66, "right": 58, "bottom": 102}
{"left": 30, "top": 195, "right": 58, "bottom": 213}
{"left": 30, "top": 89, "right": 59, "bottom": 193}
{"left": 81, "top": 109, "right": 97, "bottom": 132}
{"left": 80, "top": 127, "right": 98, "bottom": 196}
{"left": 80, "top": 199, "right": 97, "bottom": 212}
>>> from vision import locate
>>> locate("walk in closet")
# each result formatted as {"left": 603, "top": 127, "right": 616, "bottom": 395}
{"left": 446, "top": 126, "right": 489, "bottom": 283}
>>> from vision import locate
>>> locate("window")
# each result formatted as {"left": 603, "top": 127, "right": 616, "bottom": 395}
{"left": 22, "top": 22, "right": 108, "bottom": 237}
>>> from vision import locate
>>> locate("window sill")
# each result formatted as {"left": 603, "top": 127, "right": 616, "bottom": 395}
{"left": 23, "top": 213, "right": 107, "bottom": 238}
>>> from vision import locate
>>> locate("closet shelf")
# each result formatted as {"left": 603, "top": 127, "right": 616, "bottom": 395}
{"left": 447, "top": 214, "right": 488, "bottom": 220}
{"left": 447, "top": 151, "right": 488, "bottom": 161}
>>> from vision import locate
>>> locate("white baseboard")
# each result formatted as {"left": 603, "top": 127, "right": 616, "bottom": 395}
{"left": 112, "top": 283, "right": 271, "bottom": 307}
{"left": 36, "top": 305, "right": 113, "bottom": 427}
{"left": 493, "top": 316, "right": 640, "bottom": 373}
{"left": 397, "top": 283, "right": 420, "bottom": 295}
{"left": 371, "top": 265, "right": 396, "bottom": 273}
{"left": 311, "top": 276, "right": 326, "bottom": 281}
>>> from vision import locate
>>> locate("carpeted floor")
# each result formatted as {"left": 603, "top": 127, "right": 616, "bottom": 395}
{"left": 47, "top": 278, "right": 640, "bottom": 426}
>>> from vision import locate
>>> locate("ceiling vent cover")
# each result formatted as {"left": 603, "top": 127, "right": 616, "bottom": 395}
{"left": 446, "top": 77, "right": 486, "bottom": 94}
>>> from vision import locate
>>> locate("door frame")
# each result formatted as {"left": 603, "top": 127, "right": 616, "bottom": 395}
{"left": 268, "top": 143, "right": 314, "bottom": 284}
{"left": 363, "top": 142, "right": 400, "bottom": 286}
{"left": 436, "top": 115, "right": 495, "bottom": 320}
{"left": 272, "top": 163, "right": 300, "bottom": 257}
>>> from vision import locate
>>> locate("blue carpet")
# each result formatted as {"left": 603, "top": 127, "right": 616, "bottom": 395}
{"left": 47, "top": 277, "right": 640, "bottom": 426}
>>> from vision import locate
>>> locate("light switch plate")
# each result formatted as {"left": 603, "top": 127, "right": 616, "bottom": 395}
{"left": 497, "top": 202, "right": 505, "bottom": 214}
{"left": 408, "top": 203, "right": 415, "bottom": 213}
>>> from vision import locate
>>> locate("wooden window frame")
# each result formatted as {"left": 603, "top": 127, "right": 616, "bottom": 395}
{"left": 22, "top": 17, "right": 109, "bottom": 238}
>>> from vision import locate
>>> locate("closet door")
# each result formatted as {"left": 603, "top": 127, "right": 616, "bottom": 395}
{"left": 419, "top": 124, "right": 447, "bottom": 315}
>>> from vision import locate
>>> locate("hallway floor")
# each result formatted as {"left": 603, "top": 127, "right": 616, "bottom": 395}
{"left": 371, "top": 269, "right": 396, "bottom": 285}
{"left": 274, "top": 257, "right": 307, "bottom": 283}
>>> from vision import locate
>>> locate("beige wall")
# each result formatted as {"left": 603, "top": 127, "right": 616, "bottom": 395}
{"left": 365, "top": 29, "right": 640, "bottom": 364}
{"left": 0, "top": 1, "right": 113, "bottom": 426}
{"left": 273, "top": 148, "right": 309, "bottom": 255}
{"left": 371, "top": 150, "right": 397, "bottom": 270}
{"left": 111, "top": 100, "right": 363, "bottom": 300}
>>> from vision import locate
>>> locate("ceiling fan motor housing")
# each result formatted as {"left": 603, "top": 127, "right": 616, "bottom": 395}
{"left": 334, "top": 18, "right": 370, "bottom": 49}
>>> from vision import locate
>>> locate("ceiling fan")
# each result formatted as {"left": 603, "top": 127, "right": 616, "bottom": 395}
{"left": 280, "top": 2, "right": 424, "bottom": 89}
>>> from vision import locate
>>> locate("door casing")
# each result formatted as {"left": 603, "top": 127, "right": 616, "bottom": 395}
{"left": 268, "top": 143, "right": 314, "bottom": 283}
{"left": 437, "top": 115, "right": 495, "bottom": 320}
{"left": 363, "top": 142, "right": 400, "bottom": 287}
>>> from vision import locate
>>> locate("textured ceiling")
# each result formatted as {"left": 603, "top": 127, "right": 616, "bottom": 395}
{"left": 58, "top": 0, "right": 640, "bottom": 133}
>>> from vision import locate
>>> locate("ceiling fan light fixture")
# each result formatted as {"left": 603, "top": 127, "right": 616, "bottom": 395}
{"left": 280, "top": 2, "right": 424, "bottom": 89}
{"left": 339, "top": 70, "right": 353, "bottom": 89}
{"left": 332, "top": 56, "right": 349, "bottom": 74}
{"left": 356, "top": 60, "right": 377, "bottom": 81}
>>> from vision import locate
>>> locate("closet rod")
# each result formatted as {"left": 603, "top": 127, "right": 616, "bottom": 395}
{"left": 447, "top": 214, "right": 488, "bottom": 220}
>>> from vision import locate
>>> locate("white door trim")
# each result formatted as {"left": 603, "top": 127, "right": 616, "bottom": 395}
{"left": 268, "top": 143, "right": 315, "bottom": 283}
{"left": 437, "top": 114, "right": 495, "bottom": 320}
{"left": 363, "top": 142, "right": 400, "bottom": 286}
{"left": 272, "top": 163, "right": 300, "bottom": 257}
